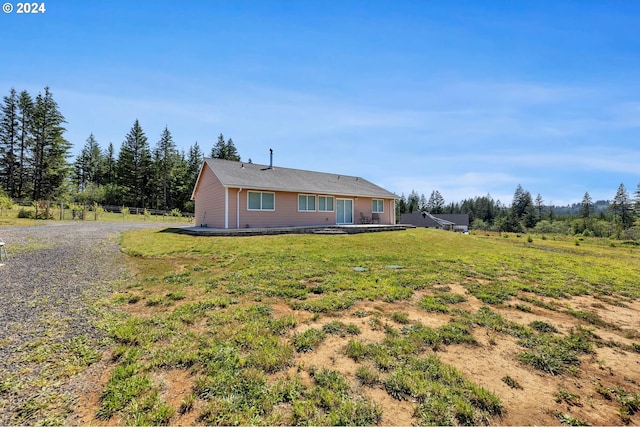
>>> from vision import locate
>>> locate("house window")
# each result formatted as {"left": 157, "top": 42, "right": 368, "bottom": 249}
{"left": 298, "top": 194, "right": 316, "bottom": 211}
{"left": 372, "top": 199, "right": 384, "bottom": 213}
{"left": 318, "top": 196, "right": 334, "bottom": 212}
{"left": 248, "top": 191, "right": 275, "bottom": 211}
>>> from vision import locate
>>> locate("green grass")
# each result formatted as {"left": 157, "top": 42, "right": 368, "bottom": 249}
{"left": 43, "top": 227, "right": 639, "bottom": 426}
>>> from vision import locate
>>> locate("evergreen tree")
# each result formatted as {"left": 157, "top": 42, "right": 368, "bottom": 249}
{"left": 580, "top": 192, "right": 594, "bottom": 219}
{"left": 419, "top": 193, "right": 427, "bottom": 211}
{"left": 407, "top": 190, "right": 420, "bottom": 213}
{"left": 224, "top": 138, "right": 240, "bottom": 161}
{"left": 504, "top": 185, "right": 535, "bottom": 231}
{"left": 211, "top": 133, "right": 226, "bottom": 159}
{"left": 0, "top": 89, "right": 19, "bottom": 196}
{"left": 610, "top": 183, "right": 633, "bottom": 229}
{"left": 75, "top": 133, "right": 103, "bottom": 191}
{"left": 153, "top": 126, "right": 179, "bottom": 209}
{"left": 188, "top": 141, "right": 203, "bottom": 177}
{"left": 182, "top": 141, "right": 204, "bottom": 212}
{"left": 211, "top": 133, "right": 240, "bottom": 161}
{"left": 16, "top": 90, "right": 34, "bottom": 199}
{"left": 535, "top": 193, "right": 544, "bottom": 220}
{"left": 117, "top": 120, "right": 152, "bottom": 207}
{"left": 103, "top": 142, "right": 117, "bottom": 184}
{"left": 30, "top": 87, "right": 71, "bottom": 200}
{"left": 171, "top": 150, "right": 192, "bottom": 211}
{"left": 634, "top": 182, "right": 640, "bottom": 217}
{"left": 426, "top": 190, "right": 445, "bottom": 214}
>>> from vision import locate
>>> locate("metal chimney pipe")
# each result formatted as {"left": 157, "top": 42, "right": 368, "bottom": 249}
{"left": 269, "top": 148, "right": 273, "bottom": 169}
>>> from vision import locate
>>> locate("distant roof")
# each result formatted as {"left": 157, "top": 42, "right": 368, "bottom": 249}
{"left": 199, "top": 157, "right": 397, "bottom": 199}
{"left": 400, "top": 212, "right": 470, "bottom": 227}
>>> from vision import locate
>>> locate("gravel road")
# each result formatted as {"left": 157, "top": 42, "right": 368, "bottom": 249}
{"left": 0, "top": 221, "right": 177, "bottom": 425}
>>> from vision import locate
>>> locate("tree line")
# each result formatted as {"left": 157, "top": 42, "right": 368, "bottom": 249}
{"left": 0, "top": 87, "right": 242, "bottom": 212}
{"left": 2, "top": 86, "right": 639, "bottom": 237}
{"left": 398, "top": 183, "right": 640, "bottom": 240}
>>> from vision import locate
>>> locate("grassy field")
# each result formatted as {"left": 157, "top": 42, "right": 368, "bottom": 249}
{"left": 6, "top": 213, "right": 637, "bottom": 424}
{"left": 61, "top": 227, "right": 640, "bottom": 426}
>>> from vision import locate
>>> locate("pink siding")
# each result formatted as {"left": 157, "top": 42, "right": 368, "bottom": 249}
{"left": 354, "top": 197, "right": 394, "bottom": 225}
{"left": 193, "top": 164, "right": 395, "bottom": 228}
{"left": 237, "top": 190, "right": 395, "bottom": 228}
{"left": 193, "top": 166, "right": 226, "bottom": 228}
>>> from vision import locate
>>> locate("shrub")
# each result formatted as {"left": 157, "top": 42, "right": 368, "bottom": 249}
{"left": 146, "top": 295, "right": 165, "bottom": 306}
{"left": 17, "top": 207, "right": 33, "bottom": 218}
{"left": 166, "top": 291, "right": 186, "bottom": 301}
{"left": 390, "top": 312, "right": 410, "bottom": 324}
{"left": 529, "top": 320, "right": 558, "bottom": 333}
{"left": 355, "top": 366, "right": 379, "bottom": 386}
{"left": 322, "top": 321, "right": 360, "bottom": 337}
{"left": 418, "top": 296, "right": 450, "bottom": 313}
{"left": 292, "top": 328, "right": 325, "bottom": 352}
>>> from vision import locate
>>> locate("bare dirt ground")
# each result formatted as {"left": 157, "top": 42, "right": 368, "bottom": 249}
{"left": 74, "top": 285, "right": 640, "bottom": 426}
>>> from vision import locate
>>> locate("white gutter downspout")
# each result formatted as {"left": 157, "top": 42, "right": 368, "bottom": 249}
{"left": 224, "top": 187, "right": 229, "bottom": 229}
{"left": 237, "top": 188, "right": 242, "bottom": 228}
{"left": 392, "top": 199, "right": 396, "bottom": 224}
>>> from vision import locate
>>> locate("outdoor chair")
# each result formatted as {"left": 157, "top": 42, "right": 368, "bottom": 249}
{"left": 371, "top": 213, "right": 380, "bottom": 224}
{"left": 359, "top": 212, "right": 371, "bottom": 224}
{"left": 0, "top": 238, "right": 7, "bottom": 261}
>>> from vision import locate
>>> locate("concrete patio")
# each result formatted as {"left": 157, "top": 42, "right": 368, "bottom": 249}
{"left": 173, "top": 223, "right": 415, "bottom": 237}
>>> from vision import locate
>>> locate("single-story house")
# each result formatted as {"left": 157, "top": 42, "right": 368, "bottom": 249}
{"left": 191, "top": 155, "right": 398, "bottom": 229}
{"left": 400, "top": 212, "right": 469, "bottom": 232}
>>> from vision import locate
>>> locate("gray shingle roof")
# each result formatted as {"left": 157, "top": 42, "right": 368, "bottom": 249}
{"left": 202, "top": 158, "right": 397, "bottom": 198}
{"left": 400, "top": 212, "right": 470, "bottom": 227}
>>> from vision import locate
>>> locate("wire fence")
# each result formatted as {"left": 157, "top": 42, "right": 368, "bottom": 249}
{"left": 12, "top": 200, "right": 194, "bottom": 223}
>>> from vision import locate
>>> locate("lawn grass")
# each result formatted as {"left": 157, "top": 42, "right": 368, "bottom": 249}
{"left": 88, "top": 227, "right": 640, "bottom": 425}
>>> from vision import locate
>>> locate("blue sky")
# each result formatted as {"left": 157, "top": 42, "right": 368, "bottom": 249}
{"left": 2, "top": 0, "right": 639, "bottom": 206}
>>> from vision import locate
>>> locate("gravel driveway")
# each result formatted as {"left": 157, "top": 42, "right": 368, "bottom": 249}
{"left": 0, "top": 221, "right": 177, "bottom": 425}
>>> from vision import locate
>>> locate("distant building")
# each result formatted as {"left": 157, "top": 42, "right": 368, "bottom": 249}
{"left": 400, "top": 212, "right": 469, "bottom": 232}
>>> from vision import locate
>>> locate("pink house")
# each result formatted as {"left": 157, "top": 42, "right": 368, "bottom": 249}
{"left": 191, "top": 156, "right": 397, "bottom": 229}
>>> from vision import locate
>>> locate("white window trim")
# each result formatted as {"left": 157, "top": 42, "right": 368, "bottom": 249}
{"left": 247, "top": 191, "right": 275, "bottom": 211}
{"left": 318, "top": 195, "right": 335, "bottom": 212}
{"left": 372, "top": 199, "right": 384, "bottom": 213}
{"left": 298, "top": 194, "right": 317, "bottom": 212}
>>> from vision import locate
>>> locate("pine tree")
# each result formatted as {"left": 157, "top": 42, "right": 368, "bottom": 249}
{"left": 634, "top": 182, "right": 640, "bottom": 217}
{"left": 171, "top": 150, "right": 192, "bottom": 211}
{"left": 610, "top": 183, "right": 633, "bottom": 229}
{"left": 407, "top": 190, "right": 420, "bottom": 213}
{"left": 580, "top": 192, "right": 594, "bottom": 218}
{"left": 419, "top": 193, "right": 427, "bottom": 211}
{"left": 535, "top": 193, "right": 545, "bottom": 220}
{"left": 30, "top": 87, "right": 71, "bottom": 200}
{"left": 427, "top": 190, "right": 445, "bottom": 214}
{"left": 211, "top": 133, "right": 226, "bottom": 159}
{"left": 224, "top": 138, "right": 240, "bottom": 161}
{"left": 102, "top": 142, "right": 117, "bottom": 184}
{"left": 211, "top": 133, "right": 240, "bottom": 161}
{"left": 0, "top": 89, "right": 19, "bottom": 196}
{"left": 16, "top": 90, "right": 34, "bottom": 199}
{"left": 75, "top": 133, "right": 103, "bottom": 191}
{"left": 117, "top": 120, "right": 152, "bottom": 207}
{"left": 153, "top": 126, "right": 178, "bottom": 209}
{"left": 188, "top": 141, "right": 203, "bottom": 177}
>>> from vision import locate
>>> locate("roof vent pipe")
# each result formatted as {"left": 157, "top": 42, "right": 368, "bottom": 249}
{"left": 269, "top": 148, "right": 273, "bottom": 169}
